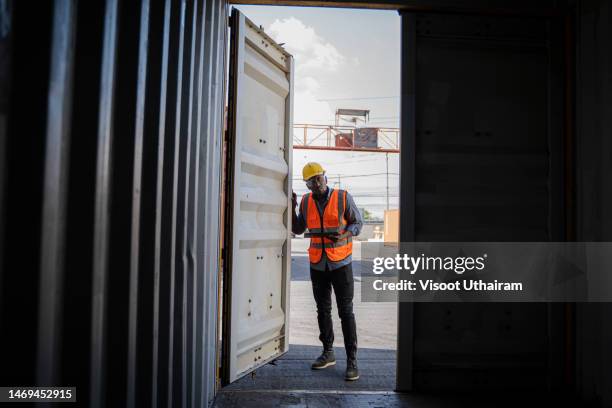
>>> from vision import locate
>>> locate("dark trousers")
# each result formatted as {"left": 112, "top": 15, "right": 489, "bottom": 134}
{"left": 310, "top": 263, "right": 358, "bottom": 360}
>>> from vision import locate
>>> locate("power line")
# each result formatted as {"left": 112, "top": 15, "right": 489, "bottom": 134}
{"left": 324, "top": 157, "right": 397, "bottom": 165}
{"left": 292, "top": 193, "right": 399, "bottom": 199}
{"left": 329, "top": 172, "right": 399, "bottom": 179}
{"left": 293, "top": 189, "right": 400, "bottom": 193}
{"left": 317, "top": 95, "right": 400, "bottom": 101}
{"left": 292, "top": 172, "right": 399, "bottom": 179}
{"left": 299, "top": 152, "right": 396, "bottom": 159}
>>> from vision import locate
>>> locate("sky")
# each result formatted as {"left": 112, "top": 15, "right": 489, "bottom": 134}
{"left": 233, "top": 5, "right": 401, "bottom": 219}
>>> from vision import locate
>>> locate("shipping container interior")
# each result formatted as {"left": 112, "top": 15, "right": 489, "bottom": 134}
{"left": 0, "top": 0, "right": 611, "bottom": 407}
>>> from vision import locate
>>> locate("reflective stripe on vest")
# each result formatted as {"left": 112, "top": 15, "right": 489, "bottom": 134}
{"left": 303, "top": 189, "right": 353, "bottom": 264}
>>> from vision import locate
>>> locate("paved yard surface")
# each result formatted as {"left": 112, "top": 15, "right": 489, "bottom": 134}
{"left": 216, "top": 238, "right": 398, "bottom": 408}
{"left": 290, "top": 238, "right": 397, "bottom": 350}
{"left": 222, "top": 238, "right": 398, "bottom": 394}
{"left": 289, "top": 280, "right": 397, "bottom": 350}
{"left": 214, "top": 240, "right": 575, "bottom": 407}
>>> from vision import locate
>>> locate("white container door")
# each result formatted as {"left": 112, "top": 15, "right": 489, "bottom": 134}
{"left": 222, "top": 8, "right": 293, "bottom": 384}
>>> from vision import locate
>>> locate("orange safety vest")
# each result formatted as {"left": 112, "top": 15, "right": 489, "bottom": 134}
{"left": 301, "top": 189, "right": 353, "bottom": 264}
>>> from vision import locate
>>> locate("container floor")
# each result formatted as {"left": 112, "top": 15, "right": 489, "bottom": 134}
{"left": 222, "top": 344, "right": 396, "bottom": 392}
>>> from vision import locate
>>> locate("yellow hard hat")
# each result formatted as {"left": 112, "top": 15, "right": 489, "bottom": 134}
{"left": 302, "top": 162, "right": 325, "bottom": 181}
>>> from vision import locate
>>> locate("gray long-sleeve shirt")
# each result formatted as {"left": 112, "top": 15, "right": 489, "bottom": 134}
{"left": 292, "top": 187, "right": 363, "bottom": 271}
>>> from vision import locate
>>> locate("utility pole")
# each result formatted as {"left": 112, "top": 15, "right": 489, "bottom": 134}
{"left": 385, "top": 153, "right": 389, "bottom": 210}
{"left": 338, "top": 174, "right": 342, "bottom": 190}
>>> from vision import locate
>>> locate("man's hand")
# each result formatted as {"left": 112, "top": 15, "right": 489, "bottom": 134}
{"left": 292, "top": 191, "right": 297, "bottom": 209}
{"left": 327, "top": 230, "right": 352, "bottom": 242}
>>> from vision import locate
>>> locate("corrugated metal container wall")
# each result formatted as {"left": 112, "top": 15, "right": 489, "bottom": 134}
{"left": 398, "top": 11, "right": 567, "bottom": 391}
{"left": 574, "top": 0, "right": 612, "bottom": 405}
{"left": 0, "top": 0, "right": 228, "bottom": 406}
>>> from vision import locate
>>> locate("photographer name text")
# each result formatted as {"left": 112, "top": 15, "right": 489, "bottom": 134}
{"left": 373, "top": 279, "right": 522, "bottom": 292}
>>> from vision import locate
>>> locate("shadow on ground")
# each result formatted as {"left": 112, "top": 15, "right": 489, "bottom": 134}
{"left": 214, "top": 344, "right": 397, "bottom": 407}
{"left": 213, "top": 391, "right": 579, "bottom": 408}
{"left": 214, "top": 346, "right": 579, "bottom": 408}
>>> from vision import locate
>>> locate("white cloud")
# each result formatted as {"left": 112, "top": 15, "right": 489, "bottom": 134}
{"left": 268, "top": 17, "right": 345, "bottom": 73}
{"left": 265, "top": 17, "right": 349, "bottom": 124}
{"left": 293, "top": 76, "right": 333, "bottom": 124}
{"left": 295, "top": 76, "right": 320, "bottom": 93}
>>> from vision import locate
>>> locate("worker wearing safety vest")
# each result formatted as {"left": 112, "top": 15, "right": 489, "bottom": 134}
{"left": 292, "top": 162, "right": 363, "bottom": 381}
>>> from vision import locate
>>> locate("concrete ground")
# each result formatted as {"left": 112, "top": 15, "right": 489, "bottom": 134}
{"left": 214, "top": 239, "right": 399, "bottom": 407}
{"left": 289, "top": 238, "right": 397, "bottom": 350}
{"left": 214, "top": 240, "right": 577, "bottom": 407}
{"left": 289, "top": 267, "right": 397, "bottom": 350}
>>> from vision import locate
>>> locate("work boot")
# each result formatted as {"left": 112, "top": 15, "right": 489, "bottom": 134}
{"left": 311, "top": 349, "right": 336, "bottom": 370}
{"left": 345, "top": 359, "right": 359, "bottom": 381}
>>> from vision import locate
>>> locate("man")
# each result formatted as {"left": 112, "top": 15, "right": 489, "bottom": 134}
{"left": 292, "top": 162, "right": 363, "bottom": 381}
